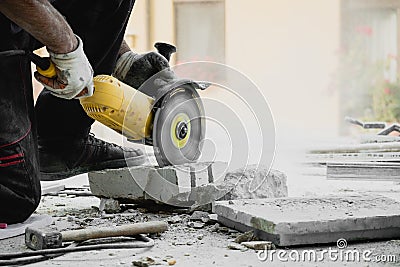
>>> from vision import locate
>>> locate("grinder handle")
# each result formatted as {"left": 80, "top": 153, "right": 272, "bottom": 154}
{"left": 154, "top": 42, "right": 177, "bottom": 62}
{"left": 61, "top": 221, "right": 168, "bottom": 242}
{"left": 27, "top": 52, "right": 57, "bottom": 78}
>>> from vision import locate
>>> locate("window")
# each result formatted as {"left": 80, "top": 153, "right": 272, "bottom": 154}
{"left": 174, "top": 0, "right": 225, "bottom": 63}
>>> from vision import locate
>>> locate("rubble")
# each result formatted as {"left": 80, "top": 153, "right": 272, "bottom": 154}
{"left": 227, "top": 243, "right": 245, "bottom": 250}
{"left": 132, "top": 257, "right": 159, "bottom": 267}
{"left": 221, "top": 166, "right": 288, "bottom": 200}
{"left": 187, "top": 221, "right": 205, "bottom": 229}
{"left": 189, "top": 211, "right": 210, "bottom": 222}
{"left": 167, "top": 215, "right": 182, "bottom": 224}
{"left": 241, "top": 241, "right": 274, "bottom": 250}
{"left": 167, "top": 258, "right": 176, "bottom": 265}
{"left": 3, "top": 189, "right": 400, "bottom": 266}
{"left": 234, "top": 230, "right": 258, "bottom": 243}
{"left": 99, "top": 198, "right": 121, "bottom": 213}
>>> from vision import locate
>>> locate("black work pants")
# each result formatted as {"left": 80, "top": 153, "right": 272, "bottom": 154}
{"left": 0, "top": 0, "right": 135, "bottom": 224}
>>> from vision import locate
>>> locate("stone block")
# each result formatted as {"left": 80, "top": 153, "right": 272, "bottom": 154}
{"left": 89, "top": 162, "right": 228, "bottom": 207}
{"left": 213, "top": 195, "right": 400, "bottom": 246}
{"left": 88, "top": 163, "right": 288, "bottom": 208}
{"left": 221, "top": 166, "right": 288, "bottom": 200}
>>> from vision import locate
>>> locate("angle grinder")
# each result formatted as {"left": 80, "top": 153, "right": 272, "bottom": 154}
{"left": 30, "top": 43, "right": 208, "bottom": 166}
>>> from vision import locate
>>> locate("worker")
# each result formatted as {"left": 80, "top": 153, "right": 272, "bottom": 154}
{"left": 0, "top": 0, "right": 170, "bottom": 224}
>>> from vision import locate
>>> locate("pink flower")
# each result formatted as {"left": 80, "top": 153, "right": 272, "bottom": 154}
{"left": 355, "top": 26, "right": 373, "bottom": 36}
{"left": 384, "top": 88, "right": 391, "bottom": 95}
{"left": 387, "top": 54, "right": 398, "bottom": 61}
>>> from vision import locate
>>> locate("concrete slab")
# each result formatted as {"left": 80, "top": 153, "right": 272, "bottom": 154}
{"left": 327, "top": 162, "right": 400, "bottom": 181}
{"left": 88, "top": 164, "right": 287, "bottom": 208}
{"left": 40, "top": 183, "right": 65, "bottom": 196}
{"left": 213, "top": 195, "right": 400, "bottom": 246}
{"left": 89, "top": 162, "right": 228, "bottom": 207}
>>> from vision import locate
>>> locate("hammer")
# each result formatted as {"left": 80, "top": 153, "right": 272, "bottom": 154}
{"left": 25, "top": 221, "right": 168, "bottom": 250}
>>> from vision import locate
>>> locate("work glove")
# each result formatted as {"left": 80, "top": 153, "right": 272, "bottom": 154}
{"left": 34, "top": 35, "right": 94, "bottom": 100}
{"left": 113, "top": 51, "right": 176, "bottom": 91}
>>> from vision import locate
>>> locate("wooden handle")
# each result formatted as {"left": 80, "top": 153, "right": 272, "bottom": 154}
{"left": 61, "top": 221, "right": 168, "bottom": 242}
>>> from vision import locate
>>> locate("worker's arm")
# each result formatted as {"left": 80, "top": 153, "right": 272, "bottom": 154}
{"left": 0, "top": 0, "right": 77, "bottom": 54}
{"left": 0, "top": 0, "right": 93, "bottom": 99}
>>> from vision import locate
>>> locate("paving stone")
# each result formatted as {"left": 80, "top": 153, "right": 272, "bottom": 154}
{"left": 88, "top": 163, "right": 288, "bottom": 208}
{"left": 213, "top": 195, "right": 400, "bottom": 246}
{"left": 89, "top": 162, "right": 228, "bottom": 207}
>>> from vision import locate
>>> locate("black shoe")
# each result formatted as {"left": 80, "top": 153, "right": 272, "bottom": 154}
{"left": 39, "top": 134, "right": 146, "bottom": 181}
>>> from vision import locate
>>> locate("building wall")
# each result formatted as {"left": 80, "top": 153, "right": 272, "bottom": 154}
{"left": 61, "top": 1, "right": 343, "bottom": 146}
{"left": 225, "top": 0, "right": 341, "bottom": 139}
{"left": 139, "top": 0, "right": 342, "bottom": 141}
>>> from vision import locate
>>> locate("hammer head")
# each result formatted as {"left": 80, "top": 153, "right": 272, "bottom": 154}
{"left": 25, "top": 227, "right": 62, "bottom": 250}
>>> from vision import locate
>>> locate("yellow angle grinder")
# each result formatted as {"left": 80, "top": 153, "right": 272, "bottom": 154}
{"left": 30, "top": 43, "right": 207, "bottom": 166}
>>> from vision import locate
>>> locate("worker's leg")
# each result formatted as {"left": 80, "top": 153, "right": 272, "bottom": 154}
{"left": 0, "top": 17, "right": 41, "bottom": 223}
{"left": 35, "top": 0, "right": 144, "bottom": 180}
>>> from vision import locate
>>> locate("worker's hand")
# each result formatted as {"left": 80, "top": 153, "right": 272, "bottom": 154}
{"left": 113, "top": 51, "right": 176, "bottom": 90}
{"left": 34, "top": 35, "right": 94, "bottom": 100}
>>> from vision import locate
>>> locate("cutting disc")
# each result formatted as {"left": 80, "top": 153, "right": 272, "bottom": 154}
{"left": 153, "top": 86, "right": 205, "bottom": 166}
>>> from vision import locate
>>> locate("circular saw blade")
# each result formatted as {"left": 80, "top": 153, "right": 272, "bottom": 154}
{"left": 153, "top": 86, "right": 205, "bottom": 167}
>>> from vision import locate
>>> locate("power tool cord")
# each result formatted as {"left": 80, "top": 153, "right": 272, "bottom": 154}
{"left": 0, "top": 235, "right": 154, "bottom": 266}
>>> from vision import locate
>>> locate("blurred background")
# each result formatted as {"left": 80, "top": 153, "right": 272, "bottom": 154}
{"left": 35, "top": 0, "right": 400, "bottom": 196}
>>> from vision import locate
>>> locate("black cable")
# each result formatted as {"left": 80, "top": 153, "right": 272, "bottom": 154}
{"left": 0, "top": 242, "right": 78, "bottom": 266}
{"left": 0, "top": 235, "right": 154, "bottom": 266}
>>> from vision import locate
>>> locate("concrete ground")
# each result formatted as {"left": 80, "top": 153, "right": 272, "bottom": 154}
{"left": 1, "top": 134, "right": 400, "bottom": 266}
{"left": 2, "top": 191, "right": 399, "bottom": 267}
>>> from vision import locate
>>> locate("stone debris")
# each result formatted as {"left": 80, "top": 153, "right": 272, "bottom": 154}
{"left": 187, "top": 221, "right": 205, "bottom": 229}
{"left": 99, "top": 198, "right": 121, "bottom": 213}
{"left": 167, "top": 258, "right": 176, "bottom": 265}
{"left": 208, "top": 214, "right": 218, "bottom": 222}
{"left": 132, "top": 257, "right": 160, "bottom": 267}
{"left": 189, "top": 211, "right": 210, "bottom": 222}
{"left": 167, "top": 215, "right": 182, "bottom": 224}
{"left": 234, "top": 231, "right": 258, "bottom": 244}
{"left": 214, "top": 195, "right": 400, "bottom": 246}
{"left": 210, "top": 223, "right": 220, "bottom": 232}
{"left": 227, "top": 243, "right": 246, "bottom": 250}
{"left": 241, "top": 241, "right": 275, "bottom": 250}
{"left": 221, "top": 166, "right": 288, "bottom": 200}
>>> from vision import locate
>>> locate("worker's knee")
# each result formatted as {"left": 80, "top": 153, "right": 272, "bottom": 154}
{"left": 0, "top": 194, "right": 40, "bottom": 224}
{"left": 0, "top": 137, "right": 41, "bottom": 224}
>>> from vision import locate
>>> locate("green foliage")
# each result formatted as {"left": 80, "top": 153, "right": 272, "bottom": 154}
{"left": 372, "top": 78, "right": 400, "bottom": 122}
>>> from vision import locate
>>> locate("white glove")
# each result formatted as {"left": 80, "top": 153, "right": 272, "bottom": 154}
{"left": 34, "top": 35, "right": 94, "bottom": 99}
